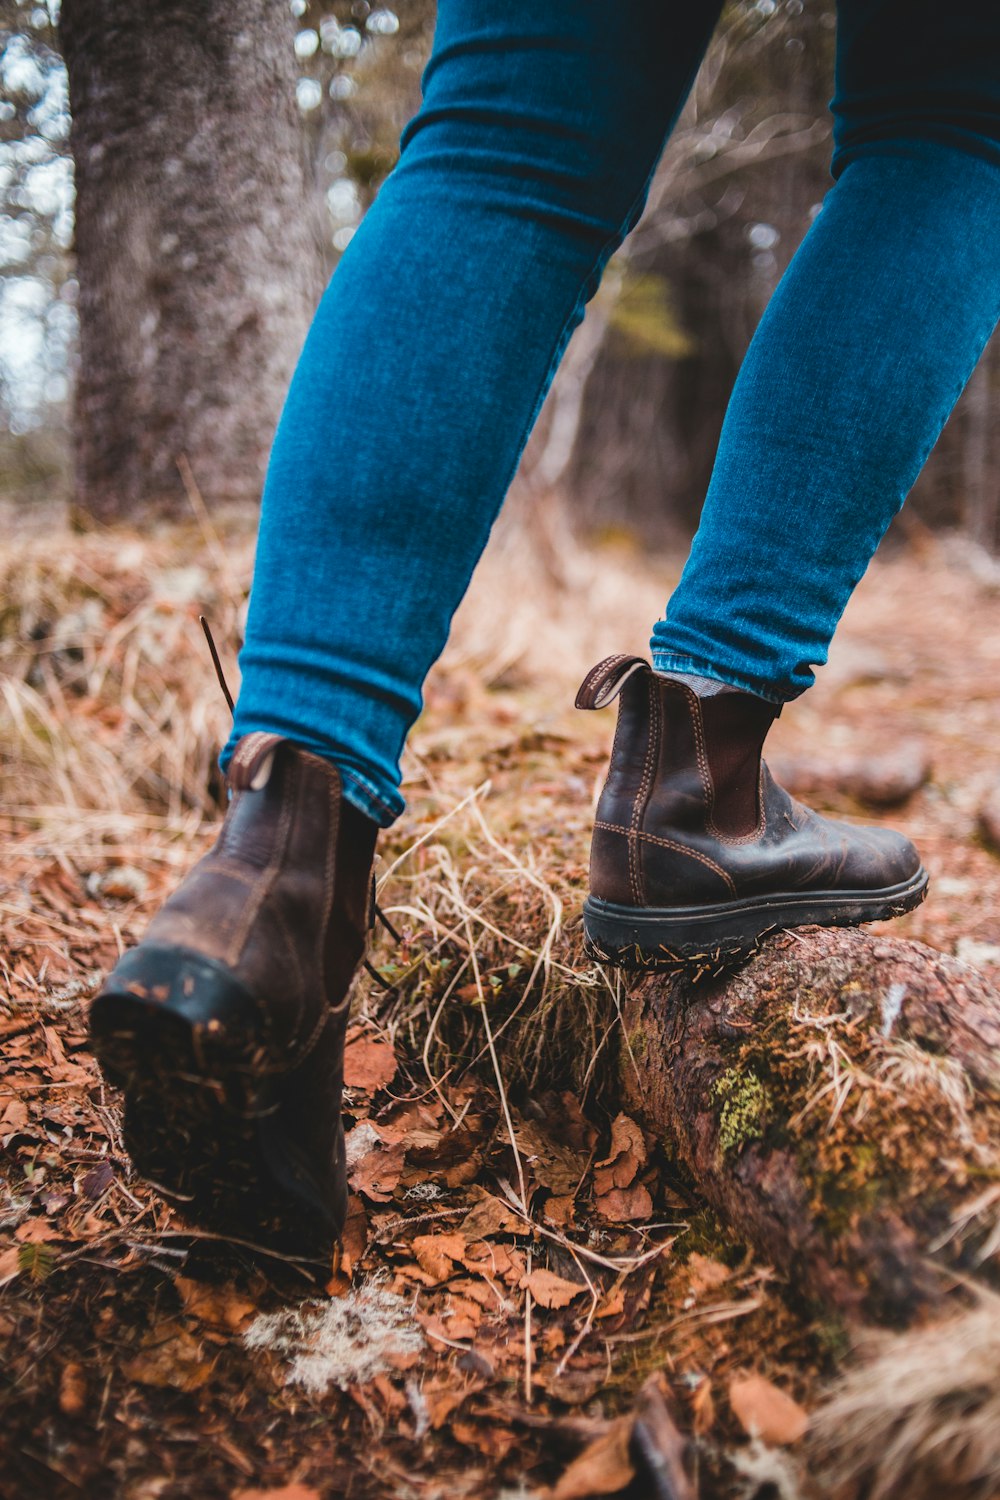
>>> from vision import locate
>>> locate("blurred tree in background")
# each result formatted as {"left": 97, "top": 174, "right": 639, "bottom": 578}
{"left": 0, "top": 0, "right": 997, "bottom": 540}
{"left": 0, "top": 0, "right": 72, "bottom": 500}
{"left": 0, "top": 0, "right": 433, "bottom": 519}
{"left": 59, "top": 0, "right": 323, "bottom": 519}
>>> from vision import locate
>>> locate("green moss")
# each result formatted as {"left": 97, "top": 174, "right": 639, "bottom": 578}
{"left": 713, "top": 1067, "right": 771, "bottom": 1155}
{"left": 627, "top": 1026, "right": 649, "bottom": 1062}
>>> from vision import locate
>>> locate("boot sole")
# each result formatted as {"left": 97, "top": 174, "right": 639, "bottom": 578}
{"left": 89, "top": 946, "right": 346, "bottom": 1260}
{"left": 583, "top": 867, "right": 929, "bottom": 977}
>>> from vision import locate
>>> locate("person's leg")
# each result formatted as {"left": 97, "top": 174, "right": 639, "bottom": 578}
{"left": 93, "top": 0, "right": 727, "bottom": 1250}
{"left": 227, "top": 0, "right": 724, "bottom": 827}
{"left": 650, "top": 1, "right": 1000, "bottom": 699}
{"left": 583, "top": 3, "right": 1000, "bottom": 971}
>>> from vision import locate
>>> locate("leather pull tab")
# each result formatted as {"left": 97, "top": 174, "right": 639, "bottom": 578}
{"left": 575, "top": 654, "right": 649, "bottom": 710}
{"left": 228, "top": 732, "right": 284, "bottom": 792}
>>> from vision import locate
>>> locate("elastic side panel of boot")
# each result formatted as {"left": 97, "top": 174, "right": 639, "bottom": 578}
{"left": 698, "top": 694, "right": 777, "bottom": 838}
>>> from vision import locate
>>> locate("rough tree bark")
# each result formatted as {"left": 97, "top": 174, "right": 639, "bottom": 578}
{"left": 60, "top": 0, "right": 322, "bottom": 520}
{"left": 616, "top": 927, "right": 1000, "bottom": 1326}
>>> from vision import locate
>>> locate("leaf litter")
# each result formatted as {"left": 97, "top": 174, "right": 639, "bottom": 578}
{"left": 3, "top": 506, "right": 1000, "bottom": 1496}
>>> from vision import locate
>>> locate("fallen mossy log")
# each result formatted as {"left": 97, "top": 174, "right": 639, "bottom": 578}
{"left": 615, "top": 926, "right": 1000, "bottom": 1324}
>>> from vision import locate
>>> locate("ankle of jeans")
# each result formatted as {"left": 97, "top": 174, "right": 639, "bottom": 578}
{"left": 650, "top": 651, "right": 789, "bottom": 707}
{"left": 336, "top": 767, "right": 403, "bottom": 829}
{"left": 219, "top": 736, "right": 403, "bottom": 829}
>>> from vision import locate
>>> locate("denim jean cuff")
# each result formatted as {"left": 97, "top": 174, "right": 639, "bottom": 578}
{"left": 338, "top": 767, "right": 404, "bottom": 829}
{"left": 650, "top": 651, "right": 790, "bottom": 706}
{"left": 219, "top": 742, "right": 403, "bottom": 829}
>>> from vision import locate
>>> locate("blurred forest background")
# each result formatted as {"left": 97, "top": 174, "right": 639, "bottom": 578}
{"left": 2, "top": 0, "right": 998, "bottom": 544}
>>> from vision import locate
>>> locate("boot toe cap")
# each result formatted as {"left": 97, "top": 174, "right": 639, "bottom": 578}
{"left": 847, "top": 822, "right": 924, "bottom": 890}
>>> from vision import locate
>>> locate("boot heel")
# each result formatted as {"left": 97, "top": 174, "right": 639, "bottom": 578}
{"left": 91, "top": 946, "right": 344, "bottom": 1254}
{"left": 91, "top": 945, "right": 266, "bottom": 1092}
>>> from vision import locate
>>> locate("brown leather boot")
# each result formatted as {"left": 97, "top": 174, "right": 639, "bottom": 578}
{"left": 90, "top": 734, "right": 378, "bottom": 1254}
{"left": 577, "top": 654, "right": 927, "bottom": 975}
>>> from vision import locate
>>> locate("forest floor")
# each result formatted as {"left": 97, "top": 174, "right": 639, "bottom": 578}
{"left": 2, "top": 501, "right": 1000, "bottom": 1500}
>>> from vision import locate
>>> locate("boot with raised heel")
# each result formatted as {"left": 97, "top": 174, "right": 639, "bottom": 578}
{"left": 577, "top": 654, "right": 928, "bottom": 977}
{"left": 89, "top": 733, "right": 378, "bottom": 1256}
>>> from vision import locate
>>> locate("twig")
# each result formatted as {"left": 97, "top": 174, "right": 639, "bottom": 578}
{"left": 608, "top": 1295, "right": 765, "bottom": 1345}
{"left": 199, "top": 616, "right": 235, "bottom": 714}
{"left": 467, "top": 917, "right": 528, "bottom": 1217}
{"left": 422, "top": 1327, "right": 474, "bottom": 1354}
{"left": 631, "top": 1376, "right": 694, "bottom": 1500}
{"left": 554, "top": 1246, "right": 601, "bottom": 1378}
{"left": 495, "top": 1177, "right": 677, "bottom": 1274}
{"left": 131, "top": 1226, "right": 326, "bottom": 1271}
{"left": 524, "top": 1244, "right": 534, "bottom": 1405}
{"left": 419, "top": 947, "right": 470, "bottom": 1126}
{"left": 371, "top": 1206, "right": 466, "bottom": 1244}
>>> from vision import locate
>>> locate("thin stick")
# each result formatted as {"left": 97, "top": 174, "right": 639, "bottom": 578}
{"left": 468, "top": 918, "right": 528, "bottom": 1217}
{"left": 420, "top": 951, "right": 472, "bottom": 1126}
{"left": 423, "top": 1327, "right": 474, "bottom": 1354}
{"left": 608, "top": 1295, "right": 765, "bottom": 1345}
{"left": 199, "top": 616, "right": 235, "bottom": 714}
{"left": 371, "top": 1206, "right": 466, "bottom": 1244}
{"left": 495, "top": 1177, "right": 677, "bottom": 1274}
{"left": 555, "top": 1246, "right": 601, "bottom": 1378}
{"left": 524, "top": 1245, "right": 534, "bottom": 1405}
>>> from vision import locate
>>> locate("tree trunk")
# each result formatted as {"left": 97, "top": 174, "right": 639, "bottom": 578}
{"left": 60, "top": 0, "right": 322, "bottom": 520}
{"left": 616, "top": 927, "right": 1000, "bottom": 1326}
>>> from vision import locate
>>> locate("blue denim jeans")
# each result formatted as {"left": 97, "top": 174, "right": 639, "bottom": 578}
{"left": 226, "top": 1, "right": 1000, "bottom": 825}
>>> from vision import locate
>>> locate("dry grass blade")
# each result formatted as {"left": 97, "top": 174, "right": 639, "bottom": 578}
{"left": 807, "top": 1293, "right": 1000, "bottom": 1500}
